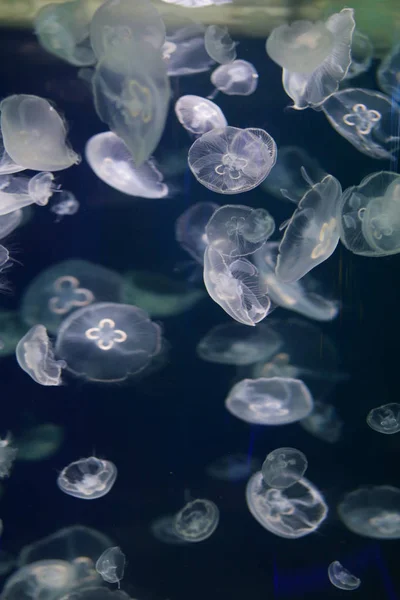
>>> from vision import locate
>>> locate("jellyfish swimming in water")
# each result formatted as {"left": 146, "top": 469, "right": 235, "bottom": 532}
{"left": 174, "top": 498, "right": 219, "bottom": 542}
{"left": 174, "top": 95, "right": 227, "bottom": 136}
{"left": 16, "top": 324, "right": 66, "bottom": 386}
{"left": 366, "top": 403, "right": 400, "bottom": 434}
{"left": 210, "top": 60, "right": 258, "bottom": 96}
{"left": 328, "top": 561, "right": 361, "bottom": 591}
{"left": 204, "top": 25, "right": 236, "bottom": 65}
{"left": 95, "top": 547, "right": 125, "bottom": 588}
{"left": 57, "top": 456, "right": 117, "bottom": 500}
{"left": 261, "top": 448, "right": 308, "bottom": 490}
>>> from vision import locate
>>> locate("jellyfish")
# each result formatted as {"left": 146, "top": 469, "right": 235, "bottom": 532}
{"left": 206, "top": 453, "right": 260, "bottom": 482}
{"left": 174, "top": 95, "right": 227, "bottom": 136}
{"left": 15, "top": 423, "right": 64, "bottom": 462}
{"left": 262, "top": 448, "right": 308, "bottom": 490}
{"left": 57, "top": 456, "right": 117, "bottom": 500}
{"left": 188, "top": 126, "right": 277, "bottom": 195}
{"left": 95, "top": 547, "right": 125, "bottom": 588}
{"left": 377, "top": 42, "right": 400, "bottom": 103}
{"left": 345, "top": 30, "right": 373, "bottom": 80}
{"left": 322, "top": 88, "right": 400, "bottom": 160}
{"left": 16, "top": 325, "right": 65, "bottom": 386}
{"left": 276, "top": 173, "right": 342, "bottom": 283}
{"left": 246, "top": 471, "right": 328, "bottom": 538}
{"left": 0, "top": 434, "right": 17, "bottom": 478}
{"left": 175, "top": 201, "right": 218, "bottom": 264}
{"left": 0, "top": 95, "right": 80, "bottom": 171}
{"left": 50, "top": 191, "right": 79, "bottom": 220}
{"left": 0, "top": 172, "right": 55, "bottom": 216}
{"left": 174, "top": 499, "right": 219, "bottom": 542}
{"left": 150, "top": 515, "right": 188, "bottom": 545}
{"left": 210, "top": 59, "right": 258, "bottom": 96}
{"left": 163, "top": 20, "right": 215, "bottom": 77}
{"left": 338, "top": 486, "right": 400, "bottom": 539}
{"left": 328, "top": 561, "right": 361, "bottom": 591}
{"left": 366, "top": 403, "right": 400, "bottom": 435}
{"left": 300, "top": 401, "right": 343, "bottom": 443}
{"left": 225, "top": 377, "right": 313, "bottom": 425}
{"left": 1, "top": 560, "right": 80, "bottom": 600}
{"left": 55, "top": 302, "right": 162, "bottom": 382}
{"left": 204, "top": 25, "right": 236, "bottom": 65}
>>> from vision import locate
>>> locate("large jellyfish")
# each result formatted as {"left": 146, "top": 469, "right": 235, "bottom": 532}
{"left": 174, "top": 95, "right": 227, "bottom": 136}
{"left": 175, "top": 201, "right": 218, "bottom": 264}
{"left": 366, "top": 403, "right": 400, "bottom": 435}
{"left": 261, "top": 448, "right": 308, "bottom": 490}
{"left": 174, "top": 498, "right": 219, "bottom": 542}
{"left": 57, "top": 456, "right": 117, "bottom": 500}
{"left": 338, "top": 486, "right": 400, "bottom": 539}
{"left": 204, "top": 25, "right": 236, "bottom": 65}
{"left": 16, "top": 325, "right": 66, "bottom": 386}
{"left": 210, "top": 60, "right": 258, "bottom": 96}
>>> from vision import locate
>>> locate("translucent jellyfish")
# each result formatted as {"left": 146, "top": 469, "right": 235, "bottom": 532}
{"left": 175, "top": 201, "right": 218, "bottom": 264}
{"left": 57, "top": 456, "right": 117, "bottom": 500}
{"left": 188, "top": 126, "right": 277, "bottom": 195}
{"left": 206, "top": 453, "right": 260, "bottom": 482}
{"left": 95, "top": 547, "right": 125, "bottom": 587}
{"left": 301, "top": 401, "right": 343, "bottom": 443}
{"left": 0, "top": 95, "right": 80, "bottom": 171}
{"left": 205, "top": 204, "right": 275, "bottom": 257}
{"left": 322, "top": 88, "right": 400, "bottom": 160}
{"left": 366, "top": 403, "right": 400, "bottom": 435}
{"left": 0, "top": 310, "right": 27, "bottom": 357}
{"left": 204, "top": 25, "right": 236, "bottom": 65}
{"left": 338, "top": 486, "right": 400, "bottom": 539}
{"left": 34, "top": 0, "right": 96, "bottom": 67}
{"left": 15, "top": 423, "right": 64, "bottom": 461}
{"left": 85, "top": 132, "right": 168, "bottom": 198}
{"left": 0, "top": 434, "right": 17, "bottom": 478}
{"left": 21, "top": 260, "right": 125, "bottom": 335}
{"left": 163, "top": 21, "right": 215, "bottom": 76}
{"left": 203, "top": 246, "right": 271, "bottom": 327}
{"left": 150, "top": 515, "right": 188, "bottom": 546}
{"left": 345, "top": 30, "right": 373, "bottom": 80}
{"left": 55, "top": 302, "right": 162, "bottom": 382}
{"left": 16, "top": 325, "right": 65, "bottom": 386}
{"left": 377, "top": 43, "right": 400, "bottom": 103}
{"left": 174, "top": 498, "right": 219, "bottom": 542}
{"left": 210, "top": 60, "right": 258, "bottom": 96}
{"left": 262, "top": 448, "right": 308, "bottom": 490}
{"left": 50, "top": 191, "right": 79, "bottom": 220}
{"left": 246, "top": 471, "right": 328, "bottom": 538}
{"left": 174, "top": 95, "right": 227, "bottom": 136}
{"left": 328, "top": 561, "right": 361, "bottom": 591}
{"left": 0, "top": 172, "right": 55, "bottom": 216}
{"left": 276, "top": 173, "right": 342, "bottom": 283}
{"left": 225, "top": 377, "right": 313, "bottom": 425}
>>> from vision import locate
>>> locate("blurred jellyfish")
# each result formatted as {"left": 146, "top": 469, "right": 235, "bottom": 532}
{"left": 150, "top": 515, "right": 188, "bottom": 545}
{"left": 189, "top": 126, "right": 277, "bottom": 195}
{"left": 246, "top": 471, "right": 328, "bottom": 538}
{"left": 338, "top": 486, "right": 400, "bottom": 539}
{"left": 210, "top": 60, "right": 258, "bottom": 96}
{"left": 16, "top": 325, "right": 65, "bottom": 386}
{"left": 95, "top": 547, "right": 125, "bottom": 588}
{"left": 174, "top": 498, "right": 219, "bottom": 542}
{"left": 163, "top": 21, "right": 215, "bottom": 76}
{"left": 85, "top": 131, "right": 168, "bottom": 198}
{"left": 0, "top": 311, "right": 27, "bottom": 357}
{"left": 175, "top": 201, "right": 218, "bottom": 264}
{"left": 225, "top": 377, "right": 313, "bottom": 425}
{"left": 0, "top": 434, "right": 17, "bottom": 478}
{"left": 174, "top": 96, "right": 227, "bottom": 136}
{"left": 377, "top": 43, "right": 400, "bottom": 103}
{"left": 50, "top": 191, "right": 79, "bottom": 221}
{"left": 204, "top": 25, "right": 236, "bottom": 65}
{"left": 366, "top": 403, "right": 400, "bottom": 435}
{"left": 15, "top": 423, "right": 64, "bottom": 462}
{"left": 262, "top": 448, "right": 308, "bottom": 489}
{"left": 322, "top": 88, "right": 400, "bottom": 160}
{"left": 301, "top": 401, "right": 343, "bottom": 443}
{"left": 57, "top": 456, "right": 117, "bottom": 500}
{"left": 0, "top": 95, "right": 80, "bottom": 171}
{"left": 0, "top": 172, "right": 55, "bottom": 216}
{"left": 345, "top": 30, "right": 373, "bottom": 80}
{"left": 55, "top": 302, "right": 162, "bottom": 382}
{"left": 206, "top": 453, "right": 260, "bottom": 482}
{"left": 328, "top": 561, "right": 361, "bottom": 591}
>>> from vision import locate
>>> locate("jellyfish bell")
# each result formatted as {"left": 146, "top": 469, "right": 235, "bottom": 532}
{"left": 204, "top": 25, "right": 236, "bottom": 65}
{"left": 366, "top": 403, "right": 400, "bottom": 434}
{"left": 57, "top": 456, "right": 117, "bottom": 500}
{"left": 95, "top": 547, "right": 125, "bottom": 587}
{"left": 338, "top": 486, "right": 400, "bottom": 539}
{"left": 16, "top": 324, "right": 66, "bottom": 386}
{"left": 174, "top": 498, "right": 219, "bottom": 542}
{"left": 328, "top": 561, "right": 361, "bottom": 591}
{"left": 50, "top": 191, "right": 79, "bottom": 219}
{"left": 175, "top": 201, "right": 219, "bottom": 264}
{"left": 163, "top": 20, "right": 215, "bottom": 76}
{"left": 174, "top": 95, "right": 227, "bottom": 136}
{"left": 262, "top": 448, "right": 308, "bottom": 490}
{"left": 210, "top": 59, "right": 258, "bottom": 96}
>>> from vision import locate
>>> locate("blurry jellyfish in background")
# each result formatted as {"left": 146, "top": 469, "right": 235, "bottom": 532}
{"left": 225, "top": 377, "right": 313, "bottom": 425}
{"left": 50, "top": 190, "right": 79, "bottom": 221}
{"left": 328, "top": 561, "right": 361, "bottom": 591}
{"left": 262, "top": 448, "right": 308, "bottom": 489}
{"left": 85, "top": 132, "right": 168, "bottom": 198}
{"left": 0, "top": 134, "right": 24, "bottom": 175}
{"left": 174, "top": 499, "right": 219, "bottom": 542}
{"left": 276, "top": 173, "right": 342, "bottom": 283}
{"left": 150, "top": 515, "right": 188, "bottom": 546}
{"left": 55, "top": 302, "right": 162, "bottom": 382}
{"left": 0, "top": 95, "right": 80, "bottom": 171}
{"left": 0, "top": 172, "right": 55, "bottom": 216}
{"left": 57, "top": 456, "right": 117, "bottom": 500}
{"left": 163, "top": 21, "right": 215, "bottom": 76}
{"left": 204, "top": 25, "right": 236, "bottom": 65}
{"left": 322, "top": 88, "right": 400, "bottom": 160}
{"left": 16, "top": 325, "right": 65, "bottom": 386}
{"left": 206, "top": 453, "right": 260, "bottom": 482}
{"left": 0, "top": 434, "right": 17, "bottom": 478}
{"left": 175, "top": 201, "right": 218, "bottom": 264}
{"left": 344, "top": 30, "right": 373, "bottom": 80}
{"left": 95, "top": 547, "right": 125, "bottom": 588}
{"left": 366, "top": 403, "right": 400, "bottom": 434}
{"left": 188, "top": 126, "right": 277, "bottom": 195}
{"left": 15, "top": 423, "right": 64, "bottom": 461}
{"left": 338, "top": 486, "right": 400, "bottom": 539}
{"left": 301, "top": 401, "right": 343, "bottom": 443}
{"left": 210, "top": 60, "right": 258, "bottom": 96}
{"left": 0, "top": 311, "right": 27, "bottom": 357}
{"left": 377, "top": 43, "right": 400, "bottom": 103}
{"left": 246, "top": 471, "right": 328, "bottom": 538}
{"left": 174, "top": 95, "right": 227, "bottom": 136}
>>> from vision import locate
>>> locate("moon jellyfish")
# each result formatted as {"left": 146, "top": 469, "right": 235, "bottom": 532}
{"left": 206, "top": 453, "right": 260, "bottom": 482}
{"left": 174, "top": 95, "right": 227, "bottom": 136}
{"left": 225, "top": 377, "right": 313, "bottom": 425}
{"left": 175, "top": 201, "right": 218, "bottom": 264}
{"left": 163, "top": 21, "right": 214, "bottom": 77}
{"left": 338, "top": 486, "right": 400, "bottom": 539}
{"left": 50, "top": 191, "right": 79, "bottom": 220}
{"left": 262, "top": 448, "right": 308, "bottom": 490}
{"left": 322, "top": 88, "right": 400, "bottom": 160}
{"left": 211, "top": 60, "right": 258, "bottom": 96}
{"left": 301, "top": 401, "right": 343, "bottom": 443}
{"left": 95, "top": 547, "right": 125, "bottom": 587}
{"left": 204, "top": 25, "right": 236, "bottom": 65}
{"left": 345, "top": 30, "right": 373, "bottom": 80}
{"left": 174, "top": 499, "right": 219, "bottom": 542}
{"left": 366, "top": 403, "right": 400, "bottom": 435}
{"left": 55, "top": 302, "right": 162, "bottom": 382}
{"left": 276, "top": 173, "right": 342, "bottom": 283}
{"left": 57, "top": 456, "right": 117, "bottom": 500}
{"left": 16, "top": 423, "right": 64, "bottom": 462}
{"left": 0, "top": 95, "right": 80, "bottom": 171}
{"left": 377, "top": 43, "right": 400, "bottom": 103}
{"left": 16, "top": 325, "right": 65, "bottom": 386}
{"left": 328, "top": 561, "right": 361, "bottom": 591}
{"left": 246, "top": 471, "right": 328, "bottom": 538}
{"left": 150, "top": 515, "right": 188, "bottom": 546}
{"left": 189, "top": 126, "right": 277, "bottom": 195}
{"left": 0, "top": 434, "right": 17, "bottom": 478}
{"left": 0, "top": 172, "right": 55, "bottom": 216}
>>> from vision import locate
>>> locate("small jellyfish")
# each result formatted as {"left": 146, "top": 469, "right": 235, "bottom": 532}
{"left": 174, "top": 498, "right": 219, "bottom": 542}
{"left": 345, "top": 30, "right": 373, "bottom": 80}
{"left": 188, "top": 126, "right": 277, "bottom": 195}
{"left": 366, "top": 403, "right": 400, "bottom": 434}
{"left": 174, "top": 95, "right": 227, "bottom": 136}
{"left": 0, "top": 172, "right": 55, "bottom": 216}
{"left": 0, "top": 434, "right": 17, "bottom": 478}
{"left": 50, "top": 190, "right": 79, "bottom": 220}
{"left": 262, "top": 448, "right": 308, "bottom": 489}
{"left": 377, "top": 42, "right": 400, "bottom": 103}
{"left": 206, "top": 453, "right": 260, "bottom": 482}
{"left": 210, "top": 59, "right": 258, "bottom": 96}
{"left": 57, "top": 456, "right": 117, "bottom": 500}
{"left": 0, "top": 95, "right": 80, "bottom": 171}
{"left": 163, "top": 20, "right": 215, "bottom": 77}
{"left": 338, "top": 486, "right": 400, "bottom": 539}
{"left": 16, "top": 325, "right": 66, "bottom": 386}
{"left": 301, "top": 401, "right": 343, "bottom": 443}
{"left": 175, "top": 201, "right": 218, "bottom": 264}
{"left": 328, "top": 561, "right": 361, "bottom": 591}
{"left": 95, "top": 547, "right": 125, "bottom": 588}
{"left": 204, "top": 25, "right": 236, "bottom": 65}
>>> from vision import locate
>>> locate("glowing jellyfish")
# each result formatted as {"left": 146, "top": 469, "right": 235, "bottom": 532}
{"left": 366, "top": 403, "right": 400, "bottom": 435}
{"left": 1, "top": 560, "right": 81, "bottom": 600}
{"left": 50, "top": 191, "right": 79, "bottom": 220}
{"left": 174, "top": 95, "right": 227, "bottom": 136}
{"left": 163, "top": 21, "right": 214, "bottom": 76}
{"left": 95, "top": 547, "right": 125, "bottom": 587}
{"left": 0, "top": 95, "right": 80, "bottom": 171}
{"left": 16, "top": 325, "right": 65, "bottom": 386}
{"left": 225, "top": 377, "right": 313, "bottom": 425}
{"left": 0, "top": 434, "right": 17, "bottom": 478}
{"left": 15, "top": 423, "right": 64, "bottom": 462}
{"left": 338, "top": 486, "right": 400, "bottom": 539}
{"left": 206, "top": 453, "right": 260, "bottom": 482}
{"left": 175, "top": 201, "right": 218, "bottom": 264}
{"left": 211, "top": 59, "right": 258, "bottom": 96}
{"left": 174, "top": 499, "right": 219, "bottom": 542}
{"left": 322, "top": 88, "right": 400, "bottom": 160}
{"left": 55, "top": 302, "right": 162, "bottom": 382}
{"left": 377, "top": 43, "right": 400, "bottom": 103}
{"left": 262, "top": 448, "right": 308, "bottom": 489}
{"left": 246, "top": 471, "right": 328, "bottom": 538}
{"left": 150, "top": 515, "right": 188, "bottom": 546}
{"left": 57, "top": 456, "right": 117, "bottom": 500}
{"left": 276, "top": 173, "right": 342, "bottom": 283}
{"left": 204, "top": 25, "right": 236, "bottom": 65}
{"left": 188, "top": 126, "right": 277, "bottom": 195}
{"left": 0, "top": 172, "right": 55, "bottom": 216}
{"left": 301, "top": 401, "right": 343, "bottom": 443}
{"left": 328, "top": 561, "right": 361, "bottom": 591}
{"left": 345, "top": 30, "right": 373, "bottom": 80}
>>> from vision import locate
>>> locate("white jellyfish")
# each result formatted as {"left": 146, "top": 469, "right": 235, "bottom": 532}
{"left": 377, "top": 42, "right": 400, "bottom": 103}
{"left": 16, "top": 325, "right": 66, "bottom": 386}
{"left": 366, "top": 403, "right": 400, "bottom": 435}
{"left": 50, "top": 191, "right": 79, "bottom": 220}
{"left": 338, "top": 486, "right": 400, "bottom": 539}
{"left": 0, "top": 434, "right": 17, "bottom": 478}
{"left": 262, "top": 448, "right": 308, "bottom": 490}
{"left": 204, "top": 25, "right": 236, "bottom": 65}
{"left": 174, "top": 498, "right": 219, "bottom": 542}
{"left": 206, "top": 453, "right": 260, "bottom": 482}
{"left": 57, "top": 456, "right": 117, "bottom": 500}
{"left": 0, "top": 172, "right": 55, "bottom": 216}
{"left": 95, "top": 547, "right": 125, "bottom": 587}
{"left": 328, "top": 561, "right": 361, "bottom": 591}
{"left": 163, "top": 20, "right": 215, "bottom": 77}
{"left": 210, "top": 59, "right": 258, "bottom": 96}
{"left": 300, "top": 401, "right": 343, "bottom": 443}
{"left": 175, "top": 201, "right": 218, "bottom": 264}
{"left": 174, "top": 95, "right": 227, "bottom": 136}
{"left": 345, "top": 30, "right": 373, "bottom": 80}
